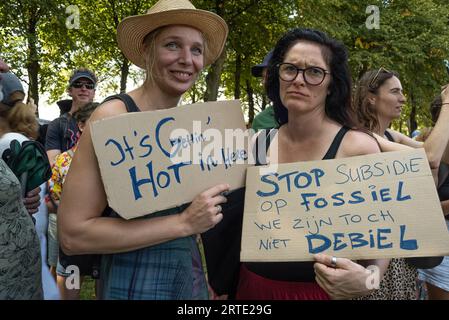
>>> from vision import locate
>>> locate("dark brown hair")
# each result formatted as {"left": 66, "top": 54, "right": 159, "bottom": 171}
{"left": 353, "top": 68, "right": 399, "bottom": 133}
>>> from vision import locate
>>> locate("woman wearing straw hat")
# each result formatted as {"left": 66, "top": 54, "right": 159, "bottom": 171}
{"left": 58, "top": 0, "right": 228, "bottom": 300}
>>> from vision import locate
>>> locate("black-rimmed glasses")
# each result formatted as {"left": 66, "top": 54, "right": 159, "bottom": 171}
{"left": 72, "top": 81, "right": 95, "bottom": 90}
{"left": 368, "top": 67, "right": 392, "bottom": 90}
{"left": 277, "top": 63, "right": 330, "bottom": 85}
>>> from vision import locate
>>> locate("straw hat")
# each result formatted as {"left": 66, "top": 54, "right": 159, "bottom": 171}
{"left": 117, "top": 0, "right": 228, "bottom": 69}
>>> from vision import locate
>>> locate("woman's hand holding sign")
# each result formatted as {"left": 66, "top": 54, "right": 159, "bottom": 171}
{"left": 180, "top": 183, "right": 230, "bottom": 235}
{"left": 313, "top": 253, "right": 387, "bottom": 300}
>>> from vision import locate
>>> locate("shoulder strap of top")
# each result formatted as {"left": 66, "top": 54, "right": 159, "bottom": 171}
{"left": 384, "top": 130, "right": 395, "bottom": 142}
{"left": 102, "top": 93, "right": 140, "bottom": 113}
{"left": 254, "top": 129, "right": 278, "bottom": 166}
{"left": 322, "top": 126, "right": 350, "bottom": 160}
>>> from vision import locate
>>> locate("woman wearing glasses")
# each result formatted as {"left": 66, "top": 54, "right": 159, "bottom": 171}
{"left": 235, "top": 28, "right": 389, "bottom": 300}
{"left": 353, "top": 69, "right": 449, "bottom": 299}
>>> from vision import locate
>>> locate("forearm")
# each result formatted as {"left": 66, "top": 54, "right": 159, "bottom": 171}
{"left": 373, "top": 134, "right": 412, "bottom": 152}
{"left": 423, "top": 105, "right": 449, "bottom": 169}
{"left": 59, "top": 211, "right": 189, "bottom": 255}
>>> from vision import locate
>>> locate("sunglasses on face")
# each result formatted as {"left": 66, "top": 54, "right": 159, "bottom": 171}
{"left": 72, "top": 82, "right": 95, "bottom": 90}
{"left": 368, "top": 67, "right": 392, "bottom": 90}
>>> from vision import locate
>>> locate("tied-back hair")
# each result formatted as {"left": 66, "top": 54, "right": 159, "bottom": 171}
{"left": 430, "top": 95, "right": 443, "bottom": 125}
{"left": 73, "top": 102, "right": 99, "bottom": 124}
{"left": 416, "top": 95, "right": 444, "bottom": 142}
{"left": 353, "top": 69, "right": 398, "bottom": 133}
{"left": 0, "top": 91, "right": 38, "bottom": 140}
{"left": 266, "top": 28, "right": 357, "bottom": 128}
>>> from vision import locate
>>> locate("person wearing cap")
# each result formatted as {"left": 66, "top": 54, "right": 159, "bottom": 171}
{"left": 0, "top": 72, "right": 44, "bottom": 216}
{"left": 58, "top": 0, "right": 228, "bottom": 300}
{"left": 0, "top": 70, "right": 44, "bottom": 299}
{"left": 45, "top": 67, "right": 97, "bottom": 164}
{"left": 251, "top": 49, "right": 278, "bottom": 131}
{"left": 0, "top": 72, "right": 39, "bottom": 141}
{"left": 0, "top": 61, "right": 43, "bottom": 229}
{"left": 48, "top": 102, "right": 100, "bottom": 300}
{"left": 44, "top": 67, "right": 97, "bottom": 286}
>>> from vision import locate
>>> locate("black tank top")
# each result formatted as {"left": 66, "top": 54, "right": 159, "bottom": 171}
{"left": 245, "top": 126, "right": 350, "bottom": 282}
{"left": 103, "top": 93, "right": 140, "bottom": 113}
{"left": 384, "top": 130, "right": 395, "bottom": 142}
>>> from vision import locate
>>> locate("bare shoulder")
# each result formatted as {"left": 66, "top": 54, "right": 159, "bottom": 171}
{"left": 338, "top": 129, "right": 380, "bottom": 157}
{"left": 89, "top": 98, "right": 128, "bottom": 122}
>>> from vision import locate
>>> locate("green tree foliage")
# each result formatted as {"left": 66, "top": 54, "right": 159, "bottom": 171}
{"left": 193, "top": 0, "right": 297, "bottom": 122}
{"left": 1, "top": 0, "right": 448, "bottom": 131}
{"left": 0, "top": 0, "right": 64, "bottom": 115}
{"left": 42, "top": 0, "right": 156, "bottom": 103}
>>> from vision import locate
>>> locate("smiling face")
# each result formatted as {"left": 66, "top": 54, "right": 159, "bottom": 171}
{"left": 150, "top": 25, "right": 205, "bottom": 97}
{"left": 373, "top": 76, "right": 406, "bottom": 121}
{"left": 68, "top": 77, "right": 95, "bottom": 106}
{"left": 279, "top": 41, "right": 331, "bottom": 115}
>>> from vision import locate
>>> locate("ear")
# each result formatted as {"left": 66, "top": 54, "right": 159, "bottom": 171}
{"left": 367, "top": 93, "right": 377, "bottom": 106}
{"left": 67, "top": 87, "right": 72, "bottom": 97}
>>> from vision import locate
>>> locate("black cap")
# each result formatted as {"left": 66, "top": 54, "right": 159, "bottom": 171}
{"left": 0, "top": 72, "right": 24, "bottom": 107}
{"left": 251, "top": 50, "right": 274, "bottom": 77}
{"left": 69, "top": 70, "right": 97, "bottom": 87}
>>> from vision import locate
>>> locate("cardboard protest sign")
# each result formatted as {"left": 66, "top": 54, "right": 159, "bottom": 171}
{"left": 241, "top": 149, "right": 449, "bottom": 262}
{"left": 91, "top": 100, "right": 248, "bottom": 219}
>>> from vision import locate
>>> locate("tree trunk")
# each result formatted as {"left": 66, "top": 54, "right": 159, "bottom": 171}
{"left": 261, "top": 95, "right": 267, "bottom": 111}
{"left": 203, "top": 0, "right": 226, "bottom": 102}
{"left": 234, "top": 53, "right": 241, "bottom": 99}
{"left": 409, "top": 92, "right": 417, "bottom": 136}
{"left": 246, "top": 80, "right": 255, "bottom": 125}
{"left": 120, "top": 56, "right": 129, "bottom": 93}
{"left": 27, "top": 6, "right": 40, "bottom": 116}
{"left": 204, "top": 48, "right": 226, "bottom": 101}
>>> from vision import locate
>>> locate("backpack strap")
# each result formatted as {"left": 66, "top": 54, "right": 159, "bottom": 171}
{"left": 59, "top": 113, "right": 70, "bottom": 151}
{"left": 102, "top": 93, "right": 140, "bottom": 113}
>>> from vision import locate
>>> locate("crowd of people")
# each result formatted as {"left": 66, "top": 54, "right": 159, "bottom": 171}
{"left": 1, "top": 0, "right": 449, "bottom": 300}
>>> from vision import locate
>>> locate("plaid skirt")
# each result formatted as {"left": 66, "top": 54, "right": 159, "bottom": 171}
{"left": 100, "top": 207, "right": 208, "bottom": 300}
